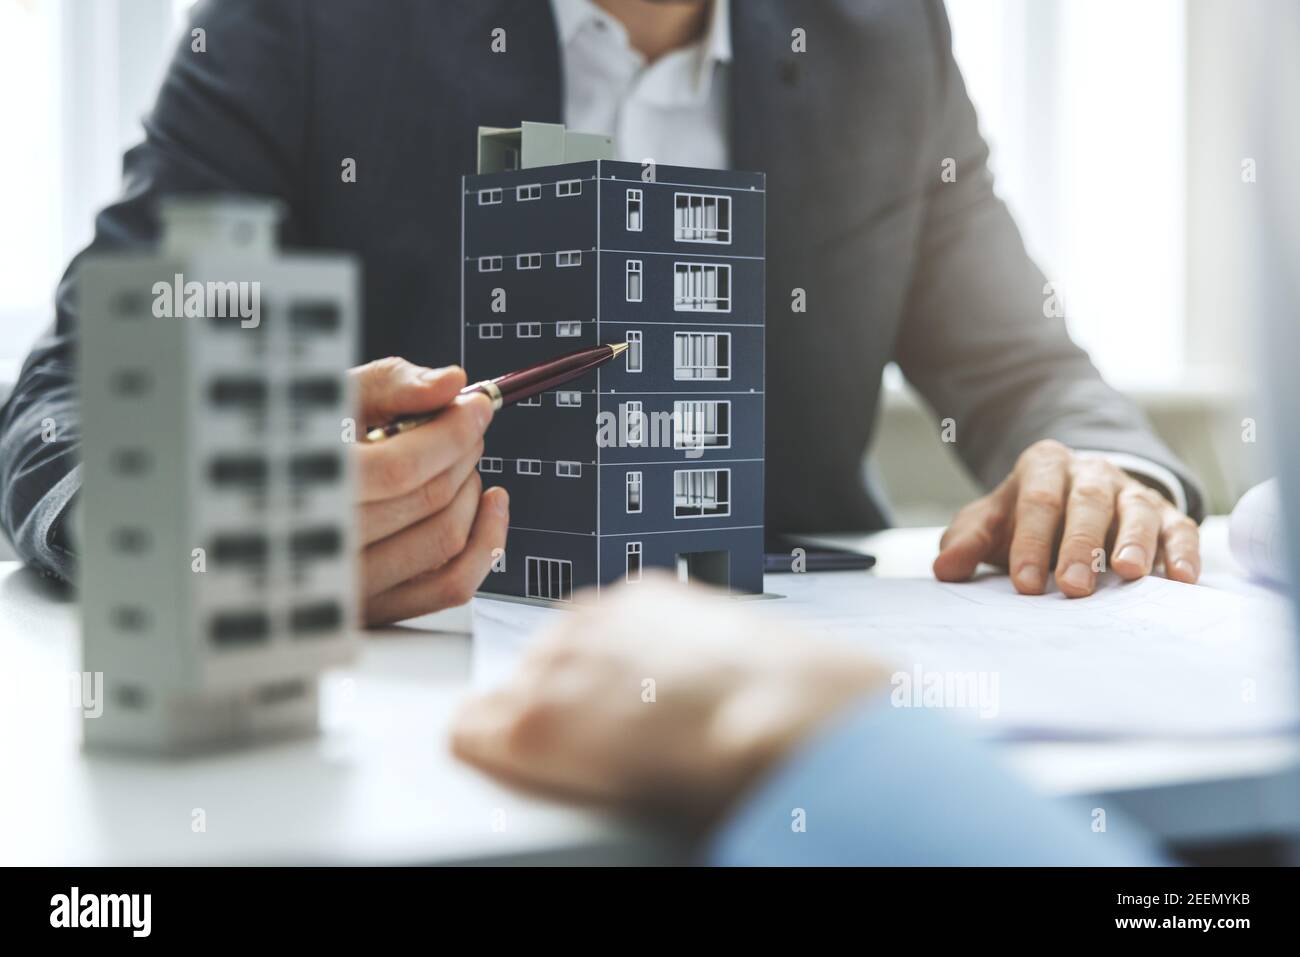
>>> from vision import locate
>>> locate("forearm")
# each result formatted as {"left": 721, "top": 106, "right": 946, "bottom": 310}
{"left": 0, "top": 338, "right": 80, "bottom": 580}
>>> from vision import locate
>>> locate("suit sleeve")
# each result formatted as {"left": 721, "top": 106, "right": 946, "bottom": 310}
{"left": 893, "top": 1, "right": 1205, "bottom": 521}
{"left": 0, "top": 0, "right": 309, "bottom": 580}
{"left": 706, "top": 697, "right": 1166, "bottom": 866}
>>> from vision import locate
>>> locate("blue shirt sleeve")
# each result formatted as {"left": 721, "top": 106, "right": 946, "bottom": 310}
{"left": 705, "top": 696, "right": 1167, "bottom": 866}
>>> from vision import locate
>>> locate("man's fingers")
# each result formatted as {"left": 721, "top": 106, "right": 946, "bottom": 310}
{"left": 355, "top": 392, "right": 493, "bottom": 502}
{"left": 350, "top": 357, "right": 467, "bottom": 425}
{"left": 361, "top": 470, "right": 483, "bottom": 596}
{"left": 358, "top": 440, "right": 483, "bottom": 545}
{"left": 933, "top": 482, "right": 1014, "bottom": 582}
{"left": 1110, "top": 484, "right": 1163, "bottom": 580}
{"left": 1053, "top": 463, "right": 1119, "bottom": 598}
{"left": 1160, "top": 510, "right": 1201, "bottom": 583}
{"left": 1007, "top": 443, "right": 1070, "bottom": 594}
{"left": 365, "top": 485, "right": 510, "bottom": 624}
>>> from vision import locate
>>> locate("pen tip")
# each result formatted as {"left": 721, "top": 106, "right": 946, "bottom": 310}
{"left": 609, "top": 342, "right": 629, "bottom": 357}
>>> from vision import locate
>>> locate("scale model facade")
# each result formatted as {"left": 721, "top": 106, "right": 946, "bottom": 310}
{"left": 463, "top": 123, "right": 765, "bottom": 604}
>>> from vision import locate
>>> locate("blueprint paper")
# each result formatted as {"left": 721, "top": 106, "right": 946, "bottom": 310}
{"left": 472, "top": 573, "right": 1299, "bottom": 741}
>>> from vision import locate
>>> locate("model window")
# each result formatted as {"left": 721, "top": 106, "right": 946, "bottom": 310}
{"left": 517, "top": 322, "right": 541, "bottom": 338}
{"left": 518, "top": 395, "right": 542, "bottom": 407}
{"left": 478, "top": 323, "right": 503, "bottom": 339}
{"left": 626, "top": 471, "right": 642, "bottom": 513}
{"left": 623, "top": 401, "right": 645, "bottom": 447}
{"left": 525, "top": 556, "right": 573, "bottom": 601}
{"left": 673, "top": 468, "right": 731, "bottom": 518}
{"left": 625, "top": 260, "right": 642, "bottom": 302}
{"left": 674, "top": 193, "right": 731, "bottom": 243}
{"left": 516, "top": 459, "right": 542, "bottom": 475}
{"left": 674, "top": 400, "right": 731, "bottom": 449}
{"left": 477, "top": 255, "right": 503, "bottom": 272}
{"left": 516, "top": 183, "right": 541, "bottom": 201}
{"left": 556, "top": 390, "right": 582, "bottom": 407}
{"left": 556, "top": 179, "right": 582, "bottom": 197}
{"left": 673, "top": 331, "right": 730, "bottom": 380}
{"left": 556, "top": 461, "right": 582, "bottom": 478}
{"left": 673, "top": 262, "right": 730, "bottom": 311}
{"left": 478, "top": 456, "right": 503, "bottom": 473}
{"left": 626, "top": 189, "right": 643, "bottom": 231}
{"left": 626, "top": 542, "right": 642, "bottom": 583}
{"left": 516, "top": 253, "right": 542, "bottom": 270}
{"left": 477, "top": 188, "right": 503, "bottom": 205}
{"left": 626, "top": 331, "right": 642, "bottom": 372}
{"left": 556, "top": 321, "right": 583, "bottom": 337}
{"left": 556, "top": 250, "right": 582, "bottom": 267}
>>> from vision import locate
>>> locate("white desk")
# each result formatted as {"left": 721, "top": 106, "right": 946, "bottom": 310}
{"left": 1, "top": 517, "right": 1294, "bottom": 864}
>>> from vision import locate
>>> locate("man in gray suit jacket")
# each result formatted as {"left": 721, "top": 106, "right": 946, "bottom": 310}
{"left": 0, "top": 0, "right": 1204, "bottom": 624}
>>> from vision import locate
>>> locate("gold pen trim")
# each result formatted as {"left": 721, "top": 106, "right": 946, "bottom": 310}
{"left": 478, "top": 379, "right": 503, "bottom": 410}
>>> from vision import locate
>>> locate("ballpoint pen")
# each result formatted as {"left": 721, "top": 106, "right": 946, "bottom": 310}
{"left": 364, "top": 341, "right": 629, "bottom": 442}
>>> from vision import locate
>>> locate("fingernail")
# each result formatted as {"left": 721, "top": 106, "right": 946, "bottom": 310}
{"left": 1062, "top": 562, "right": 1093, "bottom": 591}
{"left": 1015, "top": 564, "right": 1043, "bottom": 590}
{"left": 493, "top": 489, "right": 509, "bottom": 516}
{"left": 1115, "top": 544, "right": 1146, "bottom": 568}
{"left": 418, "top": 367, "right": 446, "bottom": 382}
{"left": 1173, "top": 558, "right": 1195, "bottom": 579}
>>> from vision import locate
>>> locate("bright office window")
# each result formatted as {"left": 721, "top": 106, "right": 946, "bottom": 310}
{"left": 944, "top": 0, "right": 1187, "bottom": 387}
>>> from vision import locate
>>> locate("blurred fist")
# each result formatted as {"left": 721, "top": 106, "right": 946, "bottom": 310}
{"left": 452, "top": 577, "right": 888, "bottom": 821}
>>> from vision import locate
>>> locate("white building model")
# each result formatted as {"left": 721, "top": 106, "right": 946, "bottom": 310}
{"left": 78, "top": 197, "right": 360, "bottom": 753}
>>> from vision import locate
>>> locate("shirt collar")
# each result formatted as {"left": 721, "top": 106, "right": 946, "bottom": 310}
{"left": 551, "top": 0, "right": 732, "bottom": 73}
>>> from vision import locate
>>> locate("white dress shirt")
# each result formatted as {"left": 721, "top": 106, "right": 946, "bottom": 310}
{"left": 547, "top": 0, "right": 1187, "bottom": 514}
{"left": 550, "top": 0, "right": 731, "bottom": 169}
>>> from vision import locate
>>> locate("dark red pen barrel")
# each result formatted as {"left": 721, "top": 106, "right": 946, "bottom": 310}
{"left": 490, "top": 345, "right": 614, "bottom": 406}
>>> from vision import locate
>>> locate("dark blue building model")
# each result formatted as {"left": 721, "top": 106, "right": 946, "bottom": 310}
{"left": 462, "top": 123, "right": 764, "bottom": 603}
